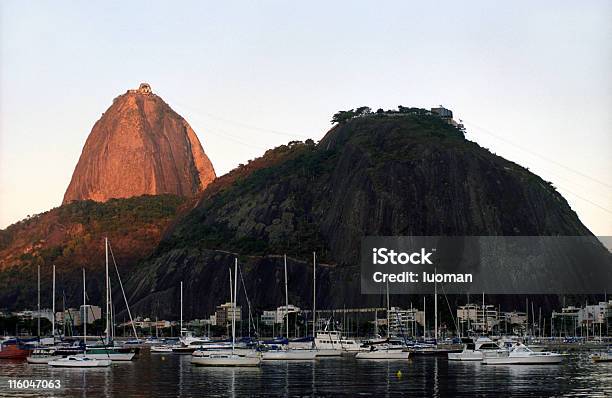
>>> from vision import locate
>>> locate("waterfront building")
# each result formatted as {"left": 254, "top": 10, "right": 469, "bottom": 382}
{"left": 215, "top": 302, "right": 241, "bottom": 327}
{"left": 275, "top": 305, "right": 301, "bottom": 323}
{"left": 388, "top": 306, "right": 417, "bottom": 335}
{"left": 79, "top": 305, "right": 102, "bottom": 324}
{"left": 260, "top": 310, "right": 276, "bottom": 326}
{"left": 457, "top": 304, "right": 500, "bottom": 333}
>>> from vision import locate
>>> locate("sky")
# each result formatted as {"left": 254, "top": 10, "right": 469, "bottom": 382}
{"left": 1, "top": 1, "right": 611, "bottom": 236}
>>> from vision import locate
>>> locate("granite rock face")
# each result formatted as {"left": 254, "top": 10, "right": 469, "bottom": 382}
{"left": 63, "top": 83, "right": 216, "bottom": 204}
{"left": 122, "top": 113, "right": 606, "bottom": 319}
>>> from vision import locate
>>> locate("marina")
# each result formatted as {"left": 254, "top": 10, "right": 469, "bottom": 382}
{"left": 1, "top": 348, "right": 611, "bottom": 396}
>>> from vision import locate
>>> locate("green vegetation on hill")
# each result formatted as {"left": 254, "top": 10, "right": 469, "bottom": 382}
{"left": 0, "top": 194, "right": 186, "bottom": 310}
{"left": 161, "top": 140, "right": 336, "bottom": 259}
{"left": 155, "top": 108, "right": 578, "bottom": 266}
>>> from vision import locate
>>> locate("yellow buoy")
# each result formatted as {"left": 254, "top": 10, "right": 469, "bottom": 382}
{"left": 396, "top": 370, "right": 402, "bottom": 378}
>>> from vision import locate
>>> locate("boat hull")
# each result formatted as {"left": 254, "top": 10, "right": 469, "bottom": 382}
{"left": 193, "top": 348, "right": 254, "bottom": 357}
{"left": 355, "top": 351, "right": 410, "bottom": 360}
{"left": 483, "top": 355, "right": 564, "bottom": 365}
{"left": 0, "top": 345, "right": 31, "bottom": 360}
{"left": 150, "top": 346, "right": 174, "bottom": 353}
{"left": 191, "top": 355, "right": 261, "bottom": 367}
{"left": 48, "top": 356, "right": 111, "bottom": 368}
{"left": 85, "top": 353, "right": 135, "bottom": 361}
{"left": 314, "top": 349, "right": 343, "bottom": 357}
{"left": 27, "top": 356, "right": 56, "bottom": 364}
{"left": 262, "top": 350, "right": 317, "bottom": 360}
{"left": 448, "top": 351, "right": 483, "bottom": 361}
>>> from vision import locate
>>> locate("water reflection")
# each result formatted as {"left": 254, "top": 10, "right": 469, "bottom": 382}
{"left": 0, "top": 353, "right": 610, "bottom": 397}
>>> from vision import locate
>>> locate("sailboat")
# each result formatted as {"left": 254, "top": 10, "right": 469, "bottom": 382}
{"left": 27, "top": 265, "right": 57, "bottom": 364}
{"left": 49, "top": 269, "right": 111, "bottom": 368}
{"left": 312, "top": 252, "right": 359, "bottom": 357}
{"left": 356, "top": 281, "right": 409, "bottom": 359}
{"left": 191, "top": 259, "right": 261, "bottom": 367}
{"left": 84, "top": 238, "right": 137, "bottom": 361}
{"left": 262, "top": 255, "right": 317, "bottom": 361}
{"left": 411, "top": 273, "right": 460, "bottom": 356}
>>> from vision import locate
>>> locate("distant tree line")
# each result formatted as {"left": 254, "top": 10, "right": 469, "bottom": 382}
{"left": 331, "top": 105, "right": 431, "bottom": 124}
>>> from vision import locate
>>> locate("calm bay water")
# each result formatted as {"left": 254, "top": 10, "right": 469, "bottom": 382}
{"left": 1, "top": 351, "right": 611, "bottom": 397}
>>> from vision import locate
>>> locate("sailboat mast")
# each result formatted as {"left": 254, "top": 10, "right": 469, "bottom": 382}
{"left": 37, "top": 264, "right": 40, "bottom": 338}
{"left": 231, "top": 259, "right": 237, "bottom": 353}
{"left": 83, "top": 268, "right": 86, "bottom": 349}
{"left": 434, "top": 267, "right": 438, "bottom": 342}
{"left": 313, "top": 252, "right": 316, "bottom": 335}
{"left": 105, "top": 237, "right": 110, "bottom": 344}
{"left": 62, "top": 292, "right": 66, "bottom": 337}
{"left": 284, "top": 254, "right": 289, "bottom": 339}
{"left": 423, "top": 296, "right": 426, "bottom": 338}
{"left": 180, "top": 281, "right": 183, "bottom": 336}
{"left": 386, "top": 280, "right": 390, "bottom": 338}
{"left": 52, "top": 264, "right": 55, "bottom": 339}
{"left": 109, "top": 277, "right": 113, "bottom": 340}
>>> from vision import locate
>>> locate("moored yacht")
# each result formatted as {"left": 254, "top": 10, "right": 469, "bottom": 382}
{"left": 173, "top": 336, "right": 213, "bottom": 354}
{"left": 482, "top": 343, "right": 564, "bottom": 365}
{"left": 314, "top": 330, "right": 363, "bottom": 353}
{"left": 191, "top": 352, "right": 261, "bottom": 367}
{"left": 26, "top": 347, "right": 58, "bottom": 364}
{"left": 150, "top": 345, "right": 175, "bottom": 353}
{"left": 85, "top": 345, "right": 136, "bottom": 361}
{"left": 448, "top": 337, "right": 506, "bottom": 361}
{"left": 0, "top": 339, "right": 32, "bottom": 360}
{"left": 355, "top": 340, "right": 409, "bottom": 360}
{"left": 191, "top": 260, "right": 261, "bottom": 367}
{"left": 261, "top": 347, "right": 317, "bottom": 360}
{"left": 48, "top": 355, "right": 111, "bottom": 368}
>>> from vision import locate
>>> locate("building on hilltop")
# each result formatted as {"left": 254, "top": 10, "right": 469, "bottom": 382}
{"left": 127, "top": 82, "right": 153, "bottom": 95}
{"left": 431, "top": 105, "right": 464, "bottom": 130}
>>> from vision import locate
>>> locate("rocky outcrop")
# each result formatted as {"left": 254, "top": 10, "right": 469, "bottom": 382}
{"left": 63, "top": 83, "right": 215, "bottom": 204}
{"left": 122, "top": 112, "right": 606, "bottom": 319}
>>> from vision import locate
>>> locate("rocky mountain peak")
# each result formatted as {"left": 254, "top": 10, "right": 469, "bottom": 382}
{"left": 63, "top": 84, "right": 216, "bottom": 204}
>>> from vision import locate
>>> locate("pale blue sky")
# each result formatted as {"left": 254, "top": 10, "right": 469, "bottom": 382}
{"left": 1, "top": 1, "right": 611, "bottom": 235}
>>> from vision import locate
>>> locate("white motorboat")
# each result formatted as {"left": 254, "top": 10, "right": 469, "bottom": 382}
{"left": 355, "top": 346, "right": 410, "bottom": 360}
{"left": 177, "top": 340, "right": 233, "bottom": 354}
{"left": 314, "top": 331, "right": 363, "bottom": 352}
{"left": 180, "top": 333, "right": 211, "bottom": 347}
{"left": 26, "top": 348, "right": 57, "bottom": 364}
{"left": 356, "top": 338, "right": 410, "bottom": 359}
{"left": 150, "top": 345, "right": 175, "bottom": 353}
{"left": 261, "top": 348, "right": 317, "bottom": 360}
{"left": 448, "top": 337, "right": 506, "bottom": 361}
{"left": 48, "top": 355, "right": 111, "bottom": 368}
{"left": 482, "top": 343, "right": 564, "bottom": 365}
